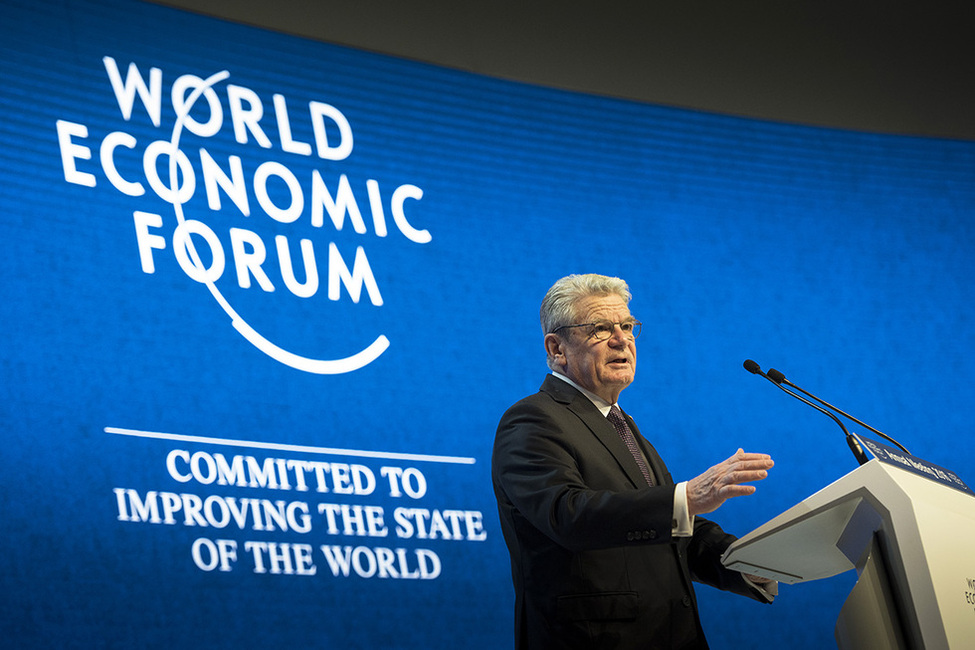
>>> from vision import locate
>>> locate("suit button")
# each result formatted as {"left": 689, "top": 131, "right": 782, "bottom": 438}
{"left": 682, "top": 595, "right": 692, "bottom": 607}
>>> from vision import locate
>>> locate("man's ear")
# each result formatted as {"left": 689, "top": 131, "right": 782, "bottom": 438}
{"left": 544, "top": 333, "right": 567, "bottom": 369}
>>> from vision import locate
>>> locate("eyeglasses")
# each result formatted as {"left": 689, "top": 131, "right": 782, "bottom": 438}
{"left": 551, "top": 319, "right": 642, "bottom": 341}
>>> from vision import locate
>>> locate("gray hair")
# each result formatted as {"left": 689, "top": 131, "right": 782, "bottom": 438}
{"left": 540, "top": 274, "right": 631, "bottom": 370}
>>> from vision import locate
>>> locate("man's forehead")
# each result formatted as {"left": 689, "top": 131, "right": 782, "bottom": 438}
{"left": 577, "top": 294, "right": 631, "bottom": 318}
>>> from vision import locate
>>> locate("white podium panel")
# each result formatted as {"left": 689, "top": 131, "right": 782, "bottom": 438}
{"left": 723, "top": 459, "right": 975, "bottom": 649}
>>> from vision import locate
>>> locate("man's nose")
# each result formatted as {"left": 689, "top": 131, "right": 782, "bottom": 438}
{"left": 607, "top": 325, "right": 630, "bottom": 345}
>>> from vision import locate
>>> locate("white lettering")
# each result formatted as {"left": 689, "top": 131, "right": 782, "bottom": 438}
{"left": 328, "top": 243, "right": 383, "bottom": 305}
{"left": 100, "top": 131, "right": 145, "bottom": 196}
{"left": 381, "top": 466, "right": 427, "bottom": 498}
{"left": 173, "top": 219, "right": 226, "bottom": 283}
{"left": 226, "top": 84, "right": 272, "bottom": 149}
{"left": 133, "top": 211, "right": 167, "bottom": 273}
{"left": 192, "top": 537, "right": 238, "bottom": 572}
{"left": 143, "top": 140, "right": 195, "bottom": 204}
{"left": 164, "top": 450, "right": 377, "bottom": 495}
{"left": 317, "top": 503, "right": 387, "bottom": 537}
{"left": 115, "top": 487, "right": 312, "bottom": 533}
{"left": 393, "top": 507, "right": 487, "bottom": 541}
{"left": 273, "top": 94, "right": 313, "bottom": 157}
{"left": 102, "top": 57, "right": 162, "bottom": 126}
{"left": 318, "top": 546, "right": 440, "bottom": 579}
{"left": 253, "top": 160, "right": 303, "bottom": 223}
{"left": 172, "top": 74, "right": 224, "bottom": 137}
{"left": 391, "top": 183, "right": 430, "bottom": 243}
{"left": 276, "top": 236, "right": 318, "bottom": 298}
{"left": 55, "top": 120, "right": 96, "bottom": 187}
{"left": 229, "top": 227, "right": 275, "bottom": 292}
{"left": 245, "top": 541, "right": 317, "bottom": 575}
{"left": 199, "top": 149, "right": 249, "bottom": 215}
{"left": 309, "top": 101, "right": 353, "bottom": 160}
{"left": 310, "top": 172, "right": 366, "bottom": 232}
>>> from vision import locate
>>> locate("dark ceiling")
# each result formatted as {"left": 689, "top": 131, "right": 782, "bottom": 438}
{"left": 153, "top": 1, "right": 975, "bottom": 141}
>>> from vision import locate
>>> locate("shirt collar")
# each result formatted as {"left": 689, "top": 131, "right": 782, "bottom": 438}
{"left": 551, "top": 372, "right": 614, "bottom": 416}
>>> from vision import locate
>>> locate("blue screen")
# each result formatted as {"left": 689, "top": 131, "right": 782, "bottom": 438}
{"left": 2, "top": 1, "right": 974, "bottom": 648}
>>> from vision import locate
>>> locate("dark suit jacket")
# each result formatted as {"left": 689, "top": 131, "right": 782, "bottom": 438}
{"left": 492, "top": 375, "right": 767, "bottom": 650}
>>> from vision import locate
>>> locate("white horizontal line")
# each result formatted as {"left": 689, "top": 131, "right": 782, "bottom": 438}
{"left": 104, "top": 427, "right": 476, "bottom": 465}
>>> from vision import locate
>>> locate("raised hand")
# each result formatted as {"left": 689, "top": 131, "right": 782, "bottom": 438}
{"left": 686, "top": 448, "right": 774, "bottom": 516}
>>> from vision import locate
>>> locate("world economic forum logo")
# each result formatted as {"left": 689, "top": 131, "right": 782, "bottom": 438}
{"left": 56, "top": 58, "right": 432, "bottom": 374}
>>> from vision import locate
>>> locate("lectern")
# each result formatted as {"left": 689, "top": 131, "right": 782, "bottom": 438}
{"left": 722, "top": 441, "right": 975, "bottom": 649}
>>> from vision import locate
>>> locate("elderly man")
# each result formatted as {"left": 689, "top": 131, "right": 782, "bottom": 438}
{"left": 492, "top": 273, "right": 775, "bottom": 650}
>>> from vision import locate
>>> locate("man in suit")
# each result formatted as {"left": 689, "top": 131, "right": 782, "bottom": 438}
{"left": 492, "top": 273, "right": 776, "bottom": 649}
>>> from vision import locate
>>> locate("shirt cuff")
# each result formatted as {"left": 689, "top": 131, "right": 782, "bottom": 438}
{"left": 671, "top": 481, "right": 695, "bottom": 537}
{"left": 743, "top": 574, "right": 778, "bottom": 602}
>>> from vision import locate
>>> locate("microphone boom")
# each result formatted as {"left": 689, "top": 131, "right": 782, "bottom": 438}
{"left": 743, "top": 359, "right": 870, "bottom": 465}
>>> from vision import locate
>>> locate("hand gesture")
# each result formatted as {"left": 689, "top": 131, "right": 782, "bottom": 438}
{"left": 686, "top": 448, "right": 773, "bottom": 516}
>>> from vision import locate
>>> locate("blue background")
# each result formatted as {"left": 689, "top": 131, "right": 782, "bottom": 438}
{"left": 2, "top": 0, "right": 974, "bottom": 647}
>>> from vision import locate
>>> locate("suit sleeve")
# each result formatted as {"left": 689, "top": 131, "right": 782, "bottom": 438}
{"left": 685, "top": 516, "right": 773, "bottom": 602}
{"left": 492, "top": 398, "right": 677, "bottom": 552}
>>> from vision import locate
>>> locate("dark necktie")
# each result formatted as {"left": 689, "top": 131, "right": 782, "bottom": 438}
{"left": 607, "top": 405, "right": 655, "bottom": 486}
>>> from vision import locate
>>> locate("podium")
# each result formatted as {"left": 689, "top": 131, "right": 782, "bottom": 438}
{"left": 722, "top": 455, "right": 975, "bottom": 649}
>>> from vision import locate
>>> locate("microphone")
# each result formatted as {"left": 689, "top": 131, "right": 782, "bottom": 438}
{"left": 743, "top": 359, "right": 869, "bottom": 465}
{"left": 766, "top": 366, "right": 911, "bottom": 455}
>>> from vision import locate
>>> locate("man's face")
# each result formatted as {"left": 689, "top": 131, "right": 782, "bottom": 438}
{"left": 548, "top": 293, "right": 637, "bottom": 404}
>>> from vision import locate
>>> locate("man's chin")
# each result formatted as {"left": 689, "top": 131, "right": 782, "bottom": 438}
{"left": 604, "top": 374, "right": 634, "bottom": 390}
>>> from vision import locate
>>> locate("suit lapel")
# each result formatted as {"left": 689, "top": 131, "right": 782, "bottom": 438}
{"left": 540, "top": 375, "right": 660, "bottom": 489}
